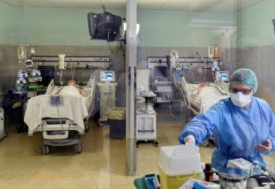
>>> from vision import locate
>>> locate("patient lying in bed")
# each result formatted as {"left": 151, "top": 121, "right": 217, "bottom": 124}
{"left": 54, "top": 80, "right": 88, "bottom": 97}
{"left": 25, "top": 79, "right": 96, "bottom": 136}
{"left": 192, "top": 82, "right": 208, "bottom": 95}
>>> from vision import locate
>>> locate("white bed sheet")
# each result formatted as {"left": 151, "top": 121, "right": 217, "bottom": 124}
{"left": 24, "top": 78, "right": 96, "bottom": 135}
{"left": 25, "top": 95, "right": 88, "bottom": 135}
{"left": 194, "top": 84, "right": 228, "bottom": 113}
{"left": 50, "top": 80, "right": 96, "bottom": 114}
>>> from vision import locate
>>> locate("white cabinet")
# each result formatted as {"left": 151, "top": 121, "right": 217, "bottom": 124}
{"left": 136, "top": 109, "right": 158, "bottom": 147}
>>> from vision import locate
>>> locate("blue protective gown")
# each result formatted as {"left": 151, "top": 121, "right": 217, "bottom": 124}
{"left": 178, "top": 97, "right": 275, "bottom": 169}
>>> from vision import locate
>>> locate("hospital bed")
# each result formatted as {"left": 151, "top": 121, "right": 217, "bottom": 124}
{"left": 24, "top": 77, "right": 96, "bottom": 154}
{"left": 180, "top": 75, "right": 229, "bottom": 115}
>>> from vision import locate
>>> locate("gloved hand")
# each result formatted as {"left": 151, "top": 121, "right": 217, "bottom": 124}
{"left": 257, "top": 140, "right": 272, "bottom": 153}
{"left": 184, "top": 135, "right": 195, "bottom": 145}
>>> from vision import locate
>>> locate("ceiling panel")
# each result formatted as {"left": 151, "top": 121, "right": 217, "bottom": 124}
{"left": 204, "top": 0, "right": 265, "bottom": 12}
{"left": 160, "top": 0, "right": 191, "bottom": 10}
{"left": 137, "top": 0, "right": 166, "bottom": 10}
{"left": 0, "top": 0, "right": 267, "bottom": 11}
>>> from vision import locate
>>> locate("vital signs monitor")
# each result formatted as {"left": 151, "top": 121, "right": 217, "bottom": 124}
{"left": 100, "top": 71, "right": 115, "bottom": 82}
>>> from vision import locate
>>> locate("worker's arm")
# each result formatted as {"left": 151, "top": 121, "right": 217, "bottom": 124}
{"left": 184, "top": 135, "right": 195, "bottom": 144}
{"left": 178, "top": 102, "right": 223, "bottom": 145}
{"left": 259, "top": 103, "right": 275, "bottom": 155}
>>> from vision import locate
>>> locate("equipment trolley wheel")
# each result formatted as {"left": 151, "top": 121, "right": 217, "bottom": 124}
{"left": 154, "top": 141, "right": 159, "bottom": 147}
{"left": 42, "top": 145, "right": 50, "bottom": 155}
{"left": 74, "top": 144, "right": 82, "bottom": 153}
{"left": 136, "top": 140, "right": 158, "bottom": 148}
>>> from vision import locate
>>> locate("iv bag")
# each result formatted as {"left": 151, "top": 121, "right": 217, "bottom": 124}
{"left": 58, "top": 54, "right": 66, "bottom": 70}
{"left": 18, "top": 44, "right": 27, "bottom": 62}
{"left": 170, "top": 50, "right": 179, "bottom": 68}
{"left": 208, "top": 45, "right": 215, "bottom": 59}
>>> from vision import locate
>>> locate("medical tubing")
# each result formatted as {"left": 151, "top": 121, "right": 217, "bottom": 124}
{"left": 70, "top": 62, "right": 74, "bottom": 80}
{"left": 106, "top": 85, "right": 113, "bottom": 109}
{"left": 59, "top": 69, "right": 63, "bottom": 85}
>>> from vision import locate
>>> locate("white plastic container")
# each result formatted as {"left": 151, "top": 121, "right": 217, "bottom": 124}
{"left": 158, "top": 162, "right": 202, "bottom": 189}
{"left": 159, "top": 144, "right": 202, "bottom": 175}
{"left": 227, "top": 158, "right": 252, "bottom": 171}
{"left": 218, "top": 168, "right": 247, "bottom": 189}
{"left": 159, "top": 144, "right": 202, "bottom": 189}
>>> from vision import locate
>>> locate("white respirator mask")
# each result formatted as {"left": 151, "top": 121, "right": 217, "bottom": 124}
{"left": 230, "top": 92, "right": 252, "bottom": 108}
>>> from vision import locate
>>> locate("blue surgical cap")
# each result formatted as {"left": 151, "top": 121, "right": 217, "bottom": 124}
{"left": 230, "top": 68, "right": 258, "bottom": 93}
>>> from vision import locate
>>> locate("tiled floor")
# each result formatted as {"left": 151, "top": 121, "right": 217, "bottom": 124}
{"left": 1, "top": 112, "right": 275, "bottom": 189}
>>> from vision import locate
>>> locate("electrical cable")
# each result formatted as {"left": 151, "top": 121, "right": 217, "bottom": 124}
{"left": 55, "top": 100, "right": 65, "bottom": 132}
{"left": 106, "top": 32, "right": 123, "bottom": 55}
{"left": 70, "top": 62, "right": 74, "bottom": 81}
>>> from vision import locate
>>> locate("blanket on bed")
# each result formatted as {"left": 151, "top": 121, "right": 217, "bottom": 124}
{"left": 24, "top": 94, "right": 88, "bottom": 135}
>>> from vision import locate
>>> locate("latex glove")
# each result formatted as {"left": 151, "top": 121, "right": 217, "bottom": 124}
{"left": 184, "top": 135, "right": 195, "bottom": 145}
{"left": 257, "top": 140, "right": 272, "bottom": 153}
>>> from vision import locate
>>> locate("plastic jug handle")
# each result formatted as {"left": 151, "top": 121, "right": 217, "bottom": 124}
{"left": 172, "top": 144, "right": 198, "bottom": 156}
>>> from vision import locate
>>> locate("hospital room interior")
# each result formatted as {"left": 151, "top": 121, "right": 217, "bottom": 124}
{"left": 1, "top": 0, "right": 275, "bottom": 188}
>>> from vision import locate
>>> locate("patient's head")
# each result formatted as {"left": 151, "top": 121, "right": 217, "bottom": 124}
{"left": 68, "top": 80, "right": 77, "bottom": 86}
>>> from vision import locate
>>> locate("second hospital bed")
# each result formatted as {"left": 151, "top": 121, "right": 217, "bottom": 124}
{"left": 24, "top": 77, "right": 96, "bottom": 154}
{"left": 180, "top": 75, "right": 229, "bottom": 115}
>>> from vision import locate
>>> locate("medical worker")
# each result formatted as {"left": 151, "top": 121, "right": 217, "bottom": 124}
{"left": 178, "top": 68, "right": 275, "bottom": 169}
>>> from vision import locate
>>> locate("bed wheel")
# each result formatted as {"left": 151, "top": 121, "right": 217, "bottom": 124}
{"left": 74, "top": 144, "right": 82, "bottom": 153}
{"left": 84, "top": 124, "right": 89, "bottom": 132}
{"left": 42, "top": 145, "right": 50, "bottom": 155}
{"left": 136, "top": 141, "right": 139, "bottom": 148}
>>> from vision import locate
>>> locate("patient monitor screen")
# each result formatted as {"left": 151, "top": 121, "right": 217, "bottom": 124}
{"left": 100, "top": 71, "right": 115, "bottom": 82}
{"left": 216, "top": 71, "right": 229, "bottom": 82}
{"left": 154, "top": 66, "right": 168, "bottom": 78}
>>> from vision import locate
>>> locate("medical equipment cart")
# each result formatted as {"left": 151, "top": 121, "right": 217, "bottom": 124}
{"left": 97, "top": 71, "right": 117, "bottom": 126}
{"left": 97, "top": 82, "right": 117, "bottom": 126}
{"left": 136, "top": 107, "right": 158, "bottom": 147}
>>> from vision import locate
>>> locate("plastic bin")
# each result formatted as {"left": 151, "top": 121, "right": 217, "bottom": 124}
{"left": 158, "top": 144, "right": 202, "bottom": 189}
{"left": 158, "top": 162, "right": 202, "bottom": 189}
{"left": 159, "top": 144, "right": 202, "bottom": 175}
{"left": 108, "top": 107, "right": 126, "bottom": 139}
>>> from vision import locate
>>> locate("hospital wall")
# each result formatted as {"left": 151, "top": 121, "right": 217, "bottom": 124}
{"left": 0, "top": 3, "right": 127, "bottom": 106}
{"left": 0, "top": 2, "right": 237, "bottom": 109}
{"left": 0, "top": 44, "right": 127, "bottom": 106}
{"left": 136, "top": 9, "right": 237, "bottom": 72}
{"left": 2, "top": 2, "right": 275, "bottom": 111}
{"left": 236, "top": 0, "right": 275, "bottom": 110}
{"left": 0, "top": 3, "right": 236, "bottom": 47}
